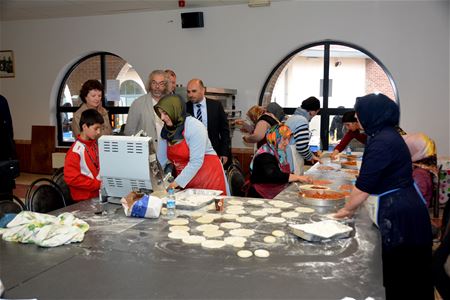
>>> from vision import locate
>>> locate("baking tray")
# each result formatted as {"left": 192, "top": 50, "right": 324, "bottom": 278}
{"left": 299, "top": 189, "right": 346, "bottom": 207}
{"left": 163, "top": 189, "right": 223, "bottom": 210}
{"left": 289, "top": 220, "right": 353, "bottom": 242}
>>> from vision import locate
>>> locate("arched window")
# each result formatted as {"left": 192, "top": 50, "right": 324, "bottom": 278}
{"left": 259, "top": 40, "right": 398, "bottom": 151}
{"left": 56, "top": 52, "right": 145, "bottom": 146}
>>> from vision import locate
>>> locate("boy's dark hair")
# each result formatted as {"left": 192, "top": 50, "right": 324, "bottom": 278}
{"left": 342, "top": 111, "right": 357, "bottom": 123}
{"left": 79, "top": 109, "right": 104, "bottom": 130}
{"left": 79, "top": 80, "right": 104, "bottom": 103}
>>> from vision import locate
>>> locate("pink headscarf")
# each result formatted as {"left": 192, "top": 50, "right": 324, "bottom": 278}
{"left": 403, "top": 133, "right": 437, "bottom": 175}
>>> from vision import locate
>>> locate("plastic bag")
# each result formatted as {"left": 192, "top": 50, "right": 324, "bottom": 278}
{"left": 121, "top": 192, "right": 162, "bottom": 219}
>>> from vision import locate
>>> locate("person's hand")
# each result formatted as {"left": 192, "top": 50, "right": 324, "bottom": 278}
{"left": 298, "top": 175, "right": 313, "bottom": 184}
{"left": 311, "top": 155, "right": 321, "bottom": 164}
{"left": 220, "top": 156, "right": 228, "bottom": 165}
{"left": 334, "top": 207, "right": 355, "bottom": 219}
{"left": 330, "top": 150, "right": 339, "bottom": 161}
{"left": 168, "top": 181, "right": 179, "bottom": 190}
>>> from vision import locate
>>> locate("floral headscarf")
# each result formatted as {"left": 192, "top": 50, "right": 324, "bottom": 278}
{"left": 252, "top": 124, "right": 292, "bottom": 172}
{"left": 154, "top": 94, "right": 187, "bottom": 144}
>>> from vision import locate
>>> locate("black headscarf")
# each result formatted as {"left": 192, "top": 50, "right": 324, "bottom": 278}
{"left": 154, "top": 94, "right": 187, "bottom": 144}
{"left": 354, "top": 93, "right": 399, "bottom": 136}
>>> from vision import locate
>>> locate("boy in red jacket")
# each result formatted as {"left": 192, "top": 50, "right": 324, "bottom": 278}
{"left": 64, "top": 109, "right": 104, "bottom": 201}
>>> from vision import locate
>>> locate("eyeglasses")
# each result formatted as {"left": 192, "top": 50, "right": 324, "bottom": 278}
{"left": 151, "top": 81, "right": 166, "bottom": 87}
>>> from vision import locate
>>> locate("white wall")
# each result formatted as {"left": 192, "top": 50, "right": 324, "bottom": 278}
{"left": 0, "top": 1, "right": 449, "bottom": 155}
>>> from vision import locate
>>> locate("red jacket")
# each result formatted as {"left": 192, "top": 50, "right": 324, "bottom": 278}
{"left": 64, "top": 136, "right": 101, "bottom": 201}
{"left": 334, "top": 129, "right": 367, "bottom": 152}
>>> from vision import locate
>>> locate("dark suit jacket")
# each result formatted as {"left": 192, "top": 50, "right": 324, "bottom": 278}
{"left": 186, "top": 98, "right": 231, "bottom": 157}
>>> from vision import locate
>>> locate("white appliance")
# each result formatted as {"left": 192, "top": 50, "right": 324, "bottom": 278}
{"left": 98, "top": 135, "right": 165, "bottom": 198}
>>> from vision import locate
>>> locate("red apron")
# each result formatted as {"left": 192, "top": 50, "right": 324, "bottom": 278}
{"left": 167, "top": 138, "right": 227, "bottom": 195}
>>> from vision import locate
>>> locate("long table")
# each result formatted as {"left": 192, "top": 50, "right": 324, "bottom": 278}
{"left": 1, "top": 185, "right": 384, "bottom": 299}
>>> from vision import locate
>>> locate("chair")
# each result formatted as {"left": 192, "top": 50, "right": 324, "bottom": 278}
{"left": 52, "top": 167, "right": 74, "bottom": 206}
{"left": 227, "top": 158, "right": 246, "bottom": 197}
{"left": 0, "top": 196, "right": 25, "bottom": 218}
{"left": 25, "top": 178, "right": 67, "bottom": 213}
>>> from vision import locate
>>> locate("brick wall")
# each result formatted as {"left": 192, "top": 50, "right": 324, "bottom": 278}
{"left": 66, "top": 55, "right": 126, "bottom": 105}
{"left": 261, "top": 58, "right": 291, "bottom": 106}
{"left": 365, "top": 59, "right": 395, "bottom": 100}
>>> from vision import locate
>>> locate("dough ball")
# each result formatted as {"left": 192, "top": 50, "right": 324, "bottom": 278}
{"left": 168, "top": 218, "right": 189, "bottom": 226}
{"left": 220, "top": 222, "right": 242, "bottom": 229}
{"left": 237, "top": 250, "right": 253, "bottom": 258}
{"left": 254, "top": 249, "right": 270, "bottom": 258}
{"left": 264, "top": 216, "right": 286, "bottom": 224}
{"left": 272, "top": 230, "right": 285, "bottom": 237}
{"left": 263, "top": 235, "right": 276, "bottom": 244}
{"left": 201, "top": 239, "right": 226, "bottom": 249}
{"left": 202, "top": 230, "right": 225, "bottom": 238}
{"left": 168, "top": 231, "right": 190, "bottom": 239}
{"left": 281, "top": 211, "right": 299, "bottom": 219}
{"left": 182, "top": 235, "right": 206, "bottom": 244}
{"left": 236, "top": 216, "right": 256, "bottom": 224}
{"left": 169, "top": 225, "right": 190, "bottom": 232}
{"left": 196, "top": 224, "right": 219, "bottom": 232}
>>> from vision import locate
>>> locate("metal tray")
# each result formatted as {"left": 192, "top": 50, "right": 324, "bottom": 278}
{"left": 289, "top": 220, "right": 353, "bottom": 242}
{"left": 299, "top": 189, "right": 346, "bottom": 207}
{"left": 163, "top": 189, "right": 223, "bottom": 210}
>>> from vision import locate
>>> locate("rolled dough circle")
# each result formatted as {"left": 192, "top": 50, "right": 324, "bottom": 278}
{"left": 237, "top": 250, "right": 253, "bottom": 258}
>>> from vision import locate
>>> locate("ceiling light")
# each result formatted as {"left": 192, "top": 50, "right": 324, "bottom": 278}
{"left": 248, "top": 0, "right": 270, "bottom": 8}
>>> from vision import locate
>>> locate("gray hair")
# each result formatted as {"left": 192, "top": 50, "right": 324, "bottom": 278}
{"left": 147, "top": 69, "right": 169, "bottom": 92}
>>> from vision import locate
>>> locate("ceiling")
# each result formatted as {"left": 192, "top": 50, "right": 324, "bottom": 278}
{"left": 0, "top": 0, "right": 281, "bottom": 22}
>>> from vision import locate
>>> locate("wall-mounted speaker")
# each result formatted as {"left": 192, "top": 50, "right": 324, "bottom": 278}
{"left": 181, "top": 12, "right": 204, "bottom": 28}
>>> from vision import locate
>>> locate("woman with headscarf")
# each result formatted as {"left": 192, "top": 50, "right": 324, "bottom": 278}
{"left": 403, "top": 132, "right": 438, "bottom": 207}
{"left": 236, "top": 104, "right": 281, "bottom": 149}
{"left": 155, "top": 94, "right": 228, "bottom": 195}
{"left": 248, "top": 124, "right": 312, "bottom": 199}
{"left": 335, "top": 94, "right": 433, "bottom": 300}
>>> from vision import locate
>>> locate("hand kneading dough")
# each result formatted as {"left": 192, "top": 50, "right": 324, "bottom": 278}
{"left": 263, "top": 235, "right": 276, "bottom": 243}
{"left": 169, "top": 225, "right": 190, "bottom": 232}
{"left": 201, "top": 240, "right": 226, "bottom": 249}
{"left": 254, "top": 249, "right": 270, "bottom": 258}
{"left": 272, "top": 230, "right": 285, "bottom": 237}
{"left": 237, "top": 250, "right": 253, "bottom": 258}
{"left": 168, "top": 218, "right": 189, "bottom": 226}
{"left": 168, "top": 231, "right": 190, "bottom": 239}
{"left": 182, "top": 235, "right": 206, "bottom": 244}
{"left": 202, "top": 230, "right": 225, "bottom": 238}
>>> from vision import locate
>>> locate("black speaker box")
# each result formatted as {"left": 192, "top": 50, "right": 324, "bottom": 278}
{"left": 181, "top": 12, "right": 204, "bottom": 28}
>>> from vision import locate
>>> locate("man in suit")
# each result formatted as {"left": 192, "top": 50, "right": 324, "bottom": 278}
{"left": 186, "top": 79, "right": 231, "bottom": 166}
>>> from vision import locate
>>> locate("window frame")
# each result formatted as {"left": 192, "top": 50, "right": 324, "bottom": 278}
{"left": 258, "top": 40, "right": 399, "bottom": 150}
{"left": 56, "top": 52, "right": 130, "bottom": 147}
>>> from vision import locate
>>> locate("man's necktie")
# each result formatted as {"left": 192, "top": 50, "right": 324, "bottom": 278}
{"left": 196, "top": 103, "right": 203, "bottom": 123}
